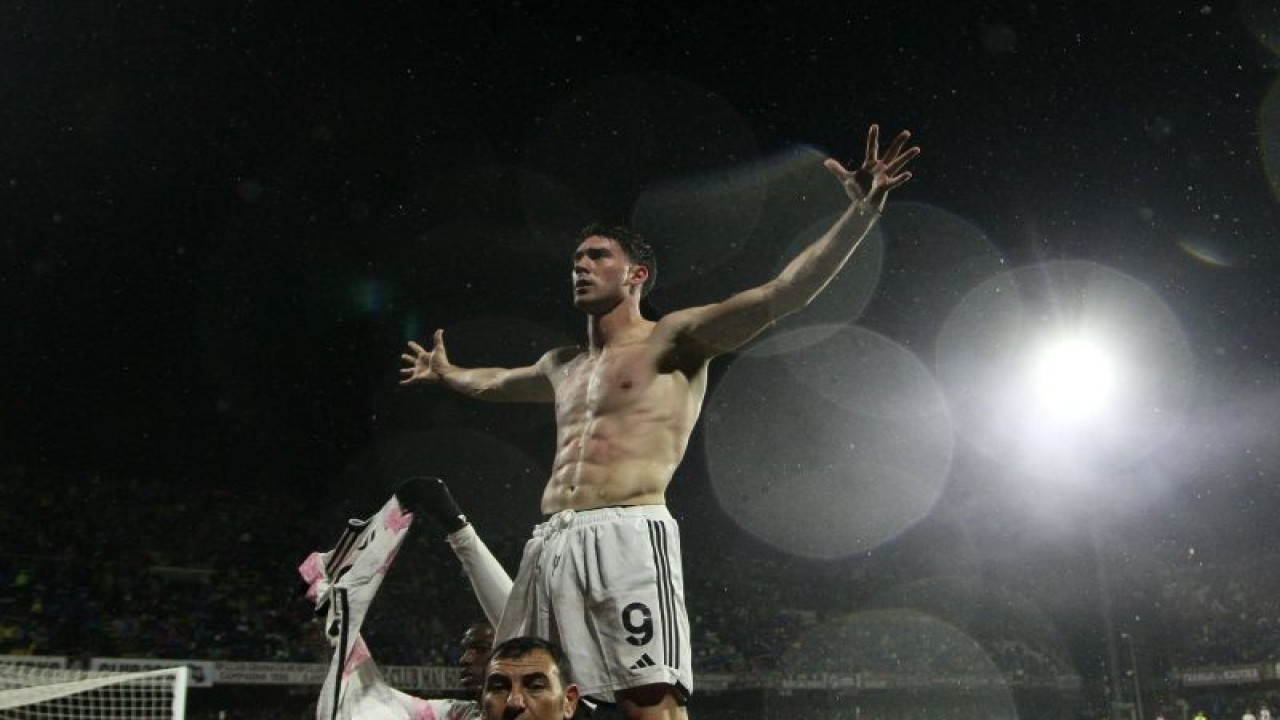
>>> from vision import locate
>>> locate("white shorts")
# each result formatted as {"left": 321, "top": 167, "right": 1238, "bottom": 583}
{"left": 496, "top": 505, "right": 692, "bottom": 703}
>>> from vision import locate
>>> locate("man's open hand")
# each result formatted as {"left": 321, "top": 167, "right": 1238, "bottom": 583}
{"left": 399, "top": 329, "right": 452, "bottom": 385}
{"left": 823, "top": 125, "right": 919, "bottom": 212}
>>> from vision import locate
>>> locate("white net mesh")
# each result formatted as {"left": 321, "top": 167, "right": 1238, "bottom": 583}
{"left": 0, "top": 663, "right": 188, "bottom": 719}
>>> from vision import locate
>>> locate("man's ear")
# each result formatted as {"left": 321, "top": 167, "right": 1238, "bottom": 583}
{"left": 628, "top": 264, "right": 649, "bottom": 292}
{"left": 563, "top": 683, "right": 580, "bottom": 718}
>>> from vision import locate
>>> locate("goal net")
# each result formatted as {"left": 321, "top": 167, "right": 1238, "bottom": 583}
{"left": 0, "top": 662, "right": 188, "bottom": 719}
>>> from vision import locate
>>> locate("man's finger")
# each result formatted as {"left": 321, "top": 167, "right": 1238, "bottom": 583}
{"left": 886, "top": 146, "right": 921, "bottom": 174}
{"left": 823, "top": 158, "right": 849, "bottom": 178}
{"left": 885, "top": 171, "right": 913, "bottom": 189}
{"left": 408, "top": 340, "right": 427, "bottom": 354}
{"left": 883, "top": 129, "right": 911, "bottom": 160}
{"left": 865, "top": 124, "right": 880, "bottom": 163}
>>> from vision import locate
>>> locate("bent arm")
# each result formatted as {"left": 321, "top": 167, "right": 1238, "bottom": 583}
{"left": 446, "top": 524, "right": 513, "bottom": 627}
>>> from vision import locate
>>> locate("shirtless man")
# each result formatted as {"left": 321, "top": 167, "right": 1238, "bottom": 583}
{"left": 400, "top": 125, "right": 919, "bottom": 719}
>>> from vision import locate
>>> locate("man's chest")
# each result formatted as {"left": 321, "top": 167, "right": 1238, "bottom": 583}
{"left": 554, "top": 348, "right": 667, "bottom": 414}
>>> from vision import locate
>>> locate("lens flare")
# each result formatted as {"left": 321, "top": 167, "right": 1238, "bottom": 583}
{"left": 1242, "top": 0, "right": 1280, "bottom": 56}
{"left": 1029, "top": 336, "right": 1117, "bottom": 421}
{"left": 936, "top": 260, "right": 1196, "bottom": 480}
{"left": 705, "top": 325, "right": 952, "bottom": 558}
{"left": 1261, "top": 78, "right": 1280, "bottom": 205}
{"left": 769, "top": 610, "right": 1017, "bottom": 720}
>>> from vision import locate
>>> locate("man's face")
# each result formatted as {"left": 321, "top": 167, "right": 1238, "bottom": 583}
{"left": 458, "top": 623, "right": 495, "bottom": 693}
{"left": 481, "top": 649, "right": 579, "bottom": 720}
{"left": 571, "top": 236, "right": 642, "bottom": 313}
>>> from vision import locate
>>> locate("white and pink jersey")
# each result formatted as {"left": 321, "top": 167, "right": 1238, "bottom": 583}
{"left": 298, "top": 495, "right": 481, "bottom": 720}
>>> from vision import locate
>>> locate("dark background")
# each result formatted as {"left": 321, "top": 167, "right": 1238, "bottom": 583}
{"left": 4, "top": 0, "right": 1280, "bottom": 715}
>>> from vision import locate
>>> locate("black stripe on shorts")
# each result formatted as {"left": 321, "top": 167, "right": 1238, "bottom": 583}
{"left": 646, "top": 520, "right": 680, "bottom": 669}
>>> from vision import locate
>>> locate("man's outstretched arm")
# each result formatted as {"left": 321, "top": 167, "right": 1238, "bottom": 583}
{"left": 664, "top": 125, "right": 918, "bottom": 357}
{"left": 399, "top": 328, "right": 555, "bottom": 402}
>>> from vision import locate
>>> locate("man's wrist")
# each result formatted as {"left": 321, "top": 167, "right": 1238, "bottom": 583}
{"left": 446, "top": 521, "right": 476, "bottom": 544}
{"left": 852, "top": 197, "right": 882, "bottom": 219}
{"left": 434, "top": 365, "right": 459, "bottom": 387}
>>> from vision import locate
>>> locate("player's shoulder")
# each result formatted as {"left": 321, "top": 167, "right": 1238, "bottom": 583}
{"left": 650, "top": 307, "right": 721, "bottom": 369}
{"left": 653, "top": 303, "right": 715, "bottom": 335}
{"left": 540, "top": 345, "right": 586, "bottom": 366}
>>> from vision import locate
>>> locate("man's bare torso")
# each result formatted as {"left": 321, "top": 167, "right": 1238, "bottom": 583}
{"left": 540, "top": 322, "right": 709, "bottom": 514}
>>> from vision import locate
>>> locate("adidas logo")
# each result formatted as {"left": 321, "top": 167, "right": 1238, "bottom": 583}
{"left": 629, "top": 653, "right": 656, "bottom": 671}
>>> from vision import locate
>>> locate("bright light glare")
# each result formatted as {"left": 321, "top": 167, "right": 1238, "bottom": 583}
{"left": 938, "top": 260, "right": 1195, "bottom": 479}
{"left": 1030, "top": 337, "right": 1116, "bottom": 419}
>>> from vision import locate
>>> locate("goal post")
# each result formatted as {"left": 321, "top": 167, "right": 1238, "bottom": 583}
{"left": 0, "top": 662, "right": 188, "bottom": 719}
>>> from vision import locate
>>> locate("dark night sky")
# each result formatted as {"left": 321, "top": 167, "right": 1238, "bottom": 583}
{"left": 5, "top": 0, "right": 1280, "bottom": 685}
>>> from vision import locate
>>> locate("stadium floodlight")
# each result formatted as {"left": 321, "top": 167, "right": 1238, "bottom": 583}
{"left": 1028, "top": 334, "right": 1117, "bottom": 424}
{"left": 938, "top": 260, "right": 1196, "bottom": 483}
{"left": 0, "top": 662, "right": 188, "bottom": 719}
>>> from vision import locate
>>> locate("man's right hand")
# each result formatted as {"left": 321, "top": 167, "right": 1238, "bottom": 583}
{"left": 399, "top": 329, "right": 452, "bottom": 385}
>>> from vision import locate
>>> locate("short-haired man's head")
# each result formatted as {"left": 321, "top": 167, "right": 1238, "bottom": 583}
{"left": 483, "top": 637, "right": 578, "bottom": 719}
{"left": 488, "top": 636, "right": 568, "bottom": 670}
{"left": 576, "top": 224, "right": 657, "bottom": 298}
{"left": 458, "top": 621, "right": 496, "bottom": 693}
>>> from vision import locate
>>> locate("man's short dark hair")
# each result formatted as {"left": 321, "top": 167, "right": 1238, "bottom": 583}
{"left": 489, "top": 636, "right": 571, "bottom": 678}
{"left": 576, "top": 224, "right": 657, "bottom": 298}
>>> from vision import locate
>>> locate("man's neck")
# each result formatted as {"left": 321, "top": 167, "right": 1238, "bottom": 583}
{"left": 585, "top": 300, "right": 646, "bottom": 352}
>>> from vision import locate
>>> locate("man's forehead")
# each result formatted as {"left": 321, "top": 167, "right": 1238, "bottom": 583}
{"left": 486, "top": 650, "right": 559, "bottom": 678}
{"left": 575, "top": 236, "right": 620, "bottom": 253}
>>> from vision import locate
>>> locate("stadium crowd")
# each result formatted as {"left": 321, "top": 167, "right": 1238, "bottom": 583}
{"left": 4, "top": 467, "right": 1280, "bottom": 709}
